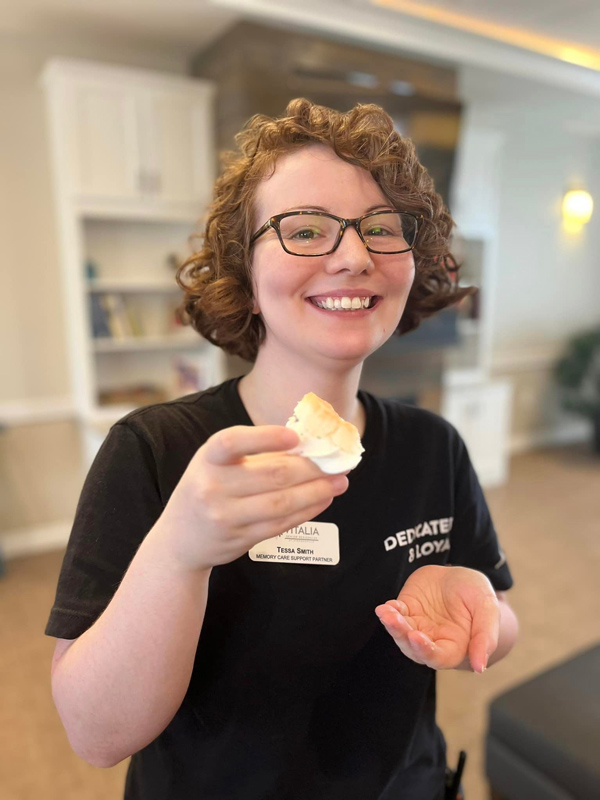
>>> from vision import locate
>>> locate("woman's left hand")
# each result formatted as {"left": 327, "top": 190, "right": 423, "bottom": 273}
{"left": 375, "top": 565, "right": 500, "bottom": 673}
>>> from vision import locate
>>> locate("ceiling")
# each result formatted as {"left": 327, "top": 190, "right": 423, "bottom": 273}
{"left": 369, "top": 0, "right": 600, "bottom": 51}
{"left": 2, "top": 0, "right": 600, "bottom": 67}
{"left": 0, "top": 0, "right": 236, "bottom": 54}
{"left": 366, "top": 0, "right": 600, "bottom": 69}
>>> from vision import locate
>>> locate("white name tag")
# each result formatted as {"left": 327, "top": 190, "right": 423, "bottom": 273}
{"left": 249, "top": 521, "right": 340, "bottom": 566}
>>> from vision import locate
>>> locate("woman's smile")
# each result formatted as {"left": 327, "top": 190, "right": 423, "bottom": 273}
{"left": 306, "top": 293, "right": 383, "bottom": 316}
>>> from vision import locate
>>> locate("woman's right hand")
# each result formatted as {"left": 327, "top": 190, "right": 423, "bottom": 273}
{"left": 154, "top": 425, "right": 349, "bottom": 572}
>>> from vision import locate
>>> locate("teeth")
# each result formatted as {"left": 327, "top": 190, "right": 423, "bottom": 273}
{"left": 312, "top": 296, "right": 374, "bottom": 311}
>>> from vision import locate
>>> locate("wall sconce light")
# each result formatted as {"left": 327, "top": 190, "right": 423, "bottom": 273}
{"left": 562, "top": 189, "right": 594, "bottom": 233}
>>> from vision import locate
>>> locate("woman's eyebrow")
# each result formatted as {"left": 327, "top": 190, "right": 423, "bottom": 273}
{"left": 280, "top": 204, "right": 393, "bottom": 214}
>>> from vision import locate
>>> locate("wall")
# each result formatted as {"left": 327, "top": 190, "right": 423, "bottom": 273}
{"left": 0, "top": 30, "right": 189, "bottom": 554}
{"left": 458, "top": 65, "right": 600, "bottom": 449}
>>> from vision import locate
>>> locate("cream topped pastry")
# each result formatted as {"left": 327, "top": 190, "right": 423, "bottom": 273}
{"left": 286, "top": 392, "right": 364, "bottom": 474}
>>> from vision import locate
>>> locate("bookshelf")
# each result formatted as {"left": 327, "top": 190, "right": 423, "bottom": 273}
{"left": 43, "top": 59, "right": 226, "bottom": 465}
{"left": 80, "top": 216, "right": 225, "bottom": 461}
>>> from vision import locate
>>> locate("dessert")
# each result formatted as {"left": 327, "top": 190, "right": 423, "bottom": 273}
{"left": 286, "top": 392, "right": 364, "bottom": 474}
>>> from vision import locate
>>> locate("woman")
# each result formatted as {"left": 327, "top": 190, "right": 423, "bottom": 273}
{"left": 46, "top": 99, "right": 518, "bottom": 800}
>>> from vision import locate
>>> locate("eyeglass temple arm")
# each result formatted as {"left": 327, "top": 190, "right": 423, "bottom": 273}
{"left": 250, "top": 219, "right": 273, "bottom": 244}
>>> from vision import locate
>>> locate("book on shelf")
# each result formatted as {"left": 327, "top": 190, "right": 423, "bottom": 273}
{"left": 90, "top": 293, "right": 146, "bottom": 340}
{"left": 89, "top": 294, "right": 111, "bottom": 338}
{"left": 101, "top": 294, "right": 133, "bottom": 339}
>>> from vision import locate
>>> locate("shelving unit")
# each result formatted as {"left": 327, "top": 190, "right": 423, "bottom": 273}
{"left": 43, "top": 59, "right": 225, "bottom": 466}
{"left": 441, "top": 124, "right": 513, "bottom": 486}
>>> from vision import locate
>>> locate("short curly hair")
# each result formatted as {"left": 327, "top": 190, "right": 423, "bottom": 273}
{"left": 177, "top": 98, "right": 472, "bottom": 362}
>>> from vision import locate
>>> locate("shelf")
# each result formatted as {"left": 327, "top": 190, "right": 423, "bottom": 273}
{"left": 87, "top": 279, "right": 181, "bottom": 293}
{"left": 91, "top": 333, "right": 203, "bottom": 352}
{"left": 77, "top": 201, "right": 201, "bottom": 224}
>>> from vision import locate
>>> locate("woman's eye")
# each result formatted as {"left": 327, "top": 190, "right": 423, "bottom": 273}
{"left": 365, "top": 226, "right": 390, "bottom": 237}
{"left": 291, "top": 227, "right": 322, "bottom": 240}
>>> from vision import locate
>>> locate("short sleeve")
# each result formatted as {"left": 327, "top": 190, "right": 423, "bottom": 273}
{"left": 45, "top": 422, "right": 164, "bottom": 639}
{"left": 449, "top": 433, "right": 513, "bottom": 592}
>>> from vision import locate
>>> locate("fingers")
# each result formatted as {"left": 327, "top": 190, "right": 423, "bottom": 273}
{"left": 203, "top": 425, "right": 300, "bottom": 466}
{"left": 221, "top": 451, "right": 330, "bottom": 498}
{"left": 375, "top": 602, "right": 463, "bottom": 670}
{"left": 467, "top": 594, "right": 500, "bottom": 674}
{"left": 230, "top": 472, "right": 348, "bottom": 528}
{"left": 245, "top": 496, "right": 339, "bottom": 545}
{"left": 375, "top": 603, "right": 435, "bottom": 667}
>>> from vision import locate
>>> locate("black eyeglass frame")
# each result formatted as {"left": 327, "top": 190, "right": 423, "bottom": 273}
{"left": 250, "top": 210, "right": 424, "bottom": 256}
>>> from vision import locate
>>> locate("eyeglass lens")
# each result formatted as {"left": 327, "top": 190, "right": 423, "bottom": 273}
{"left": 278, "top": 213, "right": 416, "bottom": 255}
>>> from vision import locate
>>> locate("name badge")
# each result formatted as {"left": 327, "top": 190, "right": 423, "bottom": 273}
{"left": 249, "top": 521, "right": 340, "bottom": 566}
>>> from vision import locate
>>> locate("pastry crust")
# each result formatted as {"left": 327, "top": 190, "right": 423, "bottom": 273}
{"left": 291, "top": 393, "right": 362, "bottom": 454}
{"left": 286, "top": 393, "right": 364, "bottom": 473}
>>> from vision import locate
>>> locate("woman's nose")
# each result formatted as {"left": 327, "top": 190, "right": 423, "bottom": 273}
{"left": 324, "top": 226, "right": 374, "bottom": 274}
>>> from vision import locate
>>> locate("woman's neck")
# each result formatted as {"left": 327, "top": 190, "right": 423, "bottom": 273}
{"left": 238, "top": 347, "right": 366, "bottom": 435}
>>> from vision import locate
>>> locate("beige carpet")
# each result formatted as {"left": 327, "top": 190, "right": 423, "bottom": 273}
{"left": 1, "top": 445, "right": 599, "bottom": 800}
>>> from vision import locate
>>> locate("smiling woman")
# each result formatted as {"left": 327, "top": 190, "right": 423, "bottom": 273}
{"left": 46, "top": 97, "right": 517, "bottom": 800}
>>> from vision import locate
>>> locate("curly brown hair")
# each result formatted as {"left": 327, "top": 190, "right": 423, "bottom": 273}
{"left": 177, "top": 98, "right": 473, "bottom": 362}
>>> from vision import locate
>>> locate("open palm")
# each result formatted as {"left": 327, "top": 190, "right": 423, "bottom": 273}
{"left": 375, "top": 565, "right": 500, "bottom": 672}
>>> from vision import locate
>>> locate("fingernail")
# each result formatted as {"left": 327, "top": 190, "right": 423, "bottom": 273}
{"left": 330, "top": 475, "right": 348, "bottom": 492}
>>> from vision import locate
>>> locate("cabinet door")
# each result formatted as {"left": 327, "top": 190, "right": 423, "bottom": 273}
{"left": 142, "top": 89, "right": 214, "bottom": 207}
{"left": 70, "top": 83, "right": 140, "bottom": 201}
{"left": 442, "top": 381, "right": 512, "bottom": 487}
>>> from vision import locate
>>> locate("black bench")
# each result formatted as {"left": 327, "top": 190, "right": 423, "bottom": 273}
{"left": 486, "top": 643, "right": 600, "bottom": 799}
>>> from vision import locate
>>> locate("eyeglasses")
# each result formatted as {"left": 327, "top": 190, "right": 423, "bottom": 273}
{"left": 250, "top": 210, "right": 423, "bottom": 256}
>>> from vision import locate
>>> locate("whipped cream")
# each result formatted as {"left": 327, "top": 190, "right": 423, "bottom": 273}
{"left": 286, "top": 392, "right": 364, "bottom": 474}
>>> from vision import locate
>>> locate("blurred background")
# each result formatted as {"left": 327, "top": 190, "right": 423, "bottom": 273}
{"left": 1, "top": 1, "right": 599, "bottom": 798}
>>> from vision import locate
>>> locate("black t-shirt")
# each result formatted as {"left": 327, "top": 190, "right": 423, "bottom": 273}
{"left": 46, "top": 378, "right": 513, "bottom": 800}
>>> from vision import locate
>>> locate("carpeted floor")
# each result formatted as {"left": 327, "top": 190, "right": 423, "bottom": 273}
{"left": 1, "top": 445, "right": 599, "bottom": 800}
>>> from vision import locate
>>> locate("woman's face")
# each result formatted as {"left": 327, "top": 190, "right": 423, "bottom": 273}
{"left": 250, "top": 144, "right": 415, "bottom": 370}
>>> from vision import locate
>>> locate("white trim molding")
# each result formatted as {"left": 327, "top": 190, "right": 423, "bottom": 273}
{"left": 491, "top": 345, "right": 593, "bottom": 454}
{"left": 0, "top": 396, "right": 76, "bottom": 427}
{"left": 510, "top": 418, "right": 592, "bottom": 454}
{"left": 492, "top": 344, "right": 563, "bottom": 373}
{"left": 0, "top": 521, "right": 70, "bottom": 561}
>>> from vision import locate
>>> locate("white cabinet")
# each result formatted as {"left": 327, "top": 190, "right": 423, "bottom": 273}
{"left": 442, "top": 381, "right": 513, "bottom": 488}
{"left": 42, "top": 59, "right": 225, "bottom": 467}
{"left": 44, "top": 59, "right": 215, "bottom": 217}
{"left": 138, "top": 89, "right": 214, "bottom": 206}
{"left": 68, "top": 82, "right": 139, "bottom": 202}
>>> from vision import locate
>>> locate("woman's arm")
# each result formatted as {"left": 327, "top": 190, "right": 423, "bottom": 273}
{"left": 51, "top": 524, "right": 211, "bottom": 768}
